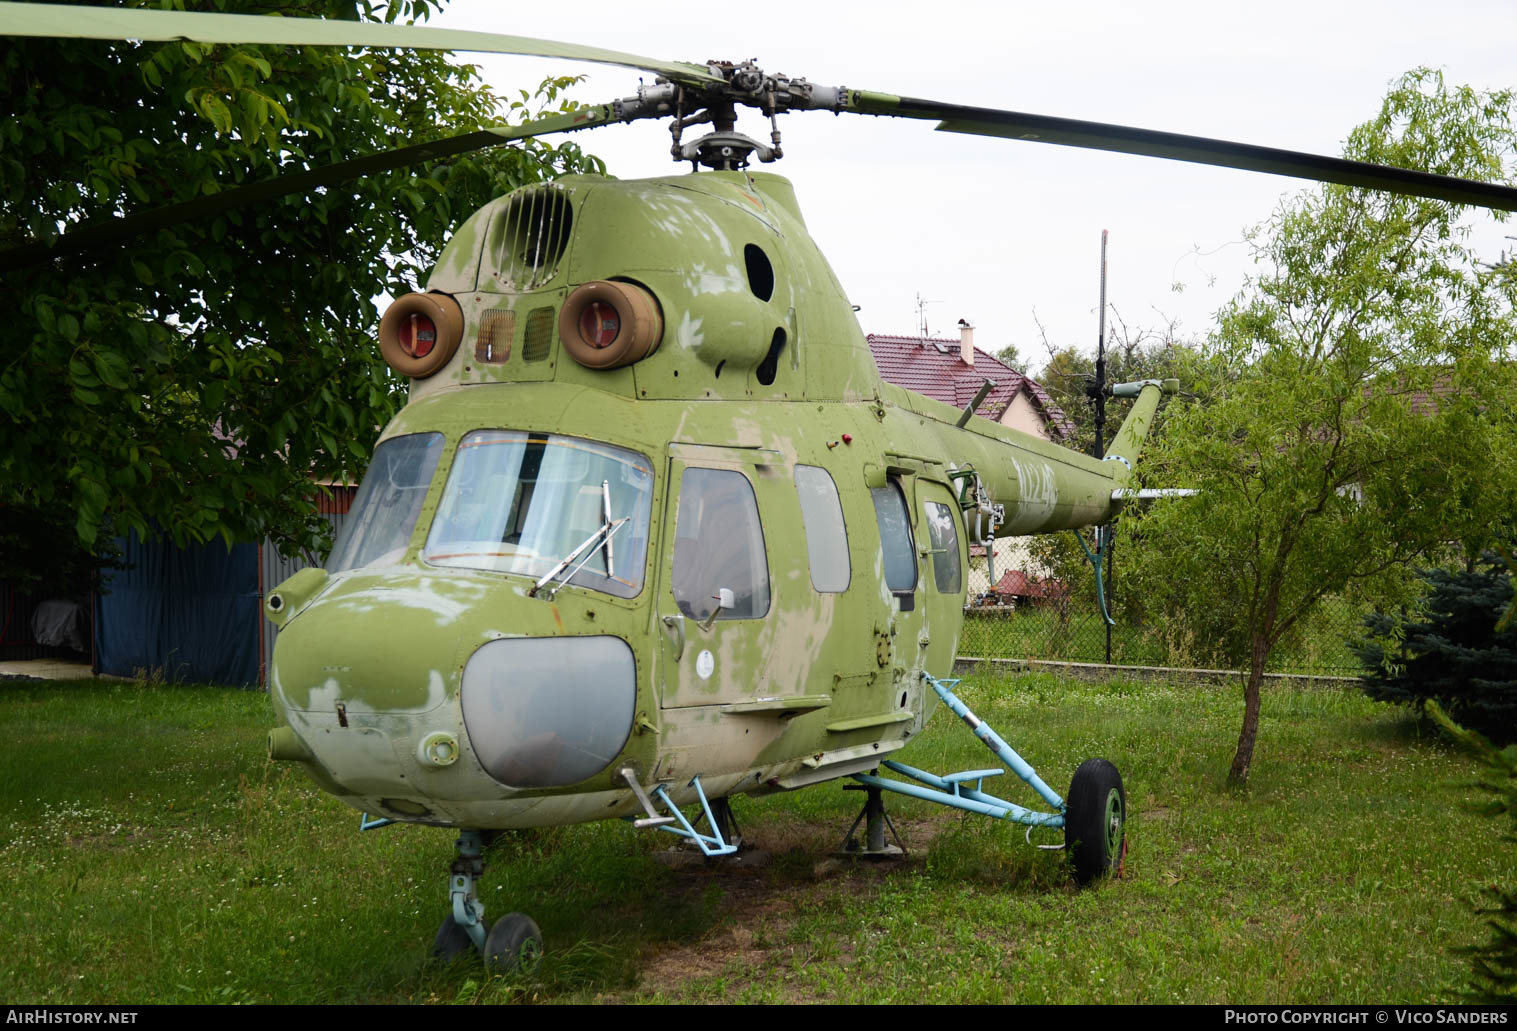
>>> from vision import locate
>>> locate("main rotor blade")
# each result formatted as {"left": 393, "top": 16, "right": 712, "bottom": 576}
{"left": 0, "top": 2, "right": 721, "bottom": 86}
{"left": 0, "top": 106, "right": 615, "bottom": 270}
{"left": 849, "top": 91, "right": 1517, "bottom": 213}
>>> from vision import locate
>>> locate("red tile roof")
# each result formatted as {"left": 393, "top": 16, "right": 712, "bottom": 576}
{"left": 866, "top": 333, "right": 1075, "bottom": 441}
{"left": 993, "top": 569, "right": 1069, "bottom": 600}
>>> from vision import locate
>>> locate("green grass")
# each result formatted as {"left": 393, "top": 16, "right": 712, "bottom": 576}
{"left": 0, "top": 675, "right": 1504, "bottom": 1003}
{"left": 961, "top": 605, "right": 1364, "bottom": 674}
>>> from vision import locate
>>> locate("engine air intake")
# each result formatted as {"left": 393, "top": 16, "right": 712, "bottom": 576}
{"left": 378, "top": 292, "right": 464, "bottom": 379}
{"left": 493, "top": 184, "right": 573, "bottom": 290}
{"left": 559, "top": 280, "right": 664, "bottom": 369}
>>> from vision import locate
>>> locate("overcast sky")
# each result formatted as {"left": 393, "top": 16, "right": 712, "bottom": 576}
{"left": 437, "top": 0, "right": 1516, "bottom": 375}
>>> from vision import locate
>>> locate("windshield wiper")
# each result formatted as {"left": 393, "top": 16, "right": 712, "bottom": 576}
{"left": 528, "top": 481, "right": 628, "bottom": 600}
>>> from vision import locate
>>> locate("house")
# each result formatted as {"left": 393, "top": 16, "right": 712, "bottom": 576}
{"left": 866, "top": 323, "right": 1075, "bottom": 606}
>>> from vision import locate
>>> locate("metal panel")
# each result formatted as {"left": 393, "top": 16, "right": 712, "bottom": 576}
{"left": 260, "top": 511, "right": 346, "bottom": 686}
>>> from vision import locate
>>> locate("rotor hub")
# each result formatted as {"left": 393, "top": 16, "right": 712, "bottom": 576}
{"left": 611, "top": 59, "right": 848, "bottom": 171}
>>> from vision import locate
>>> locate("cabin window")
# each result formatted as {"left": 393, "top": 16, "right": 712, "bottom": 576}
{"left": 672, "top": 468, "right": 770, "bottom": 621}
{"left": 794, "top": 465, "right": 850, "bottom": 592}
{"left": 923, "top": 501, "right": 963, "bottom": 594}
{"left": 327, "top": 432, "right": 444, "bottom": 572}
{"left": 422, "top": 431, "right": 653, "bottom": 599}
{"left": 870, "top": 482, "right": 917, "bottom": 594}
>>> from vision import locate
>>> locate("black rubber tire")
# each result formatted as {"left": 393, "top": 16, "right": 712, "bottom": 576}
{"left": 1065, "top": 758, "right": 1126, "bottom": 885}
{"left": 484, "top": 912, "right": 543, "bottom": 974}
{"left": 430, "top": 915, "right": 475, "bottom": 963}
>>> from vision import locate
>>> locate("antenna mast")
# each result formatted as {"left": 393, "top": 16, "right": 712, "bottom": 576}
{"left": 915, "top": 292, "right": 937, "bottom": 337}
{"left": 1091, "top": 229, "right": 1109, "bottom": 459}
{"left": 1089, "top": 231, "right": 1115, "bottom": 662}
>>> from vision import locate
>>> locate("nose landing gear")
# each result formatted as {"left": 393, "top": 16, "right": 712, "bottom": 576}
{"left": 430, "top": 829, "right": 544, "bottom": 973}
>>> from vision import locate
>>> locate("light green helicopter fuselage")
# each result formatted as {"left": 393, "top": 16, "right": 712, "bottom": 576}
{"left": 264, "top": 170, "right": 1163, "bottom": 829}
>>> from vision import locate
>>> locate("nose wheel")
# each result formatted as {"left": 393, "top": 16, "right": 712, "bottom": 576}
{"left": 485, "top": 912, "right": 543, "bottom": 974}
{"left": 431, "top": 829, "right": 544, "bottom": 972}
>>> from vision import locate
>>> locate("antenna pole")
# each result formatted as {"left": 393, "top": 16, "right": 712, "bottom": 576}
{"left": 1093, "top": 229, "right": 1108, "bottom": 460}
{"left": 1095, "top": 231, "right": 1113, "bottom": 664}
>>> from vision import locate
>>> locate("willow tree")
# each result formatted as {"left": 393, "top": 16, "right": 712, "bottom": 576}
{"left": 0, "top": 0, "right": 602, "bottom": 588}
{"left": 1126, "top": 69, "right": 1517, "bottom": 784}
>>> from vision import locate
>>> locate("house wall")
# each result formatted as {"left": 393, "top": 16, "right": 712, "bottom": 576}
{"left": 96, "top": 530, "right": 261, "bottom": 686}
{"left": 997, "top": 392, "right": 1050, "bottom": 438}
{"left": 92, "top": 489, "right": 355, "bottom": 688}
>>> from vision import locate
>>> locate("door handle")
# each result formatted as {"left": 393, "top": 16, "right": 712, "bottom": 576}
{"left": 661, "top": 613, "right": 685, "bottom": 662}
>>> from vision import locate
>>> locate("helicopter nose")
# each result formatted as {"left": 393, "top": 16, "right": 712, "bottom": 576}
{"left": 460, "top": 636, "right": 637, "bottom": 790}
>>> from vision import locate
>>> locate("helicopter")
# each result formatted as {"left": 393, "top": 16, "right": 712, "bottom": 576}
{"left": 7, "top": 3, "right": 1517, "bottom": 975}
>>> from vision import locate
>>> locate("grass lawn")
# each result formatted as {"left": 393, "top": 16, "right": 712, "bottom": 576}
{"left": 0, "top": 674, "right": 1504, "bottom": 1004}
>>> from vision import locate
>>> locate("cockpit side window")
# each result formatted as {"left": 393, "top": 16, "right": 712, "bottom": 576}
{"left": 871, "top": 481, "right": 917, "bottom": 594}
{"left": 923, "top": 501, "right": 963, "bottom": 594}
{"left": 672, "top": 468, "right": 771, "bottom": 621}
{"left": 327, "top": 433, "right": 444, "bottom": 572}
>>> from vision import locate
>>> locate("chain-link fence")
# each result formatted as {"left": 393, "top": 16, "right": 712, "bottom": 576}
{"left": 960, "top": 540, "right": 1368, "bottom": 677}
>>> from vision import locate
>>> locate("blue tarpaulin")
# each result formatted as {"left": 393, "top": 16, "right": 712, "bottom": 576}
{"left": 95, "top": 530, "right": 260, "bottom": 687}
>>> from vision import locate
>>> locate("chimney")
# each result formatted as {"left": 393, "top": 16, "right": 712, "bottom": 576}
{"left": 958, "top": 319, "right": 974, "bottom": 366}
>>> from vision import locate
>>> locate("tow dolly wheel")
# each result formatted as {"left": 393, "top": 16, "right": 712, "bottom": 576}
{"left": 431, "top": 915, "right": 474, "bottom": 963}
{"left": 1065, "top": 758, "right": 1126, "bottom": 885}
{"left": 484, "top": 912, "right": 543, "bottom": 974}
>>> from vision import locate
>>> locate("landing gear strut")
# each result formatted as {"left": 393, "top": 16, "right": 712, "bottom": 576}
{"left": 431, "top": 829, "right": 543, "bottom": 972}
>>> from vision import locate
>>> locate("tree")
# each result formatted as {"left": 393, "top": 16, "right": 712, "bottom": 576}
{"left": 1124, "top": 69, "right": 1517, "bottom": 784}
{"left": 1425, "top": 697, "right": 1517, "bottom": 1003}
{"left": 0, "top": 0, "right": 602, "bottom": 589}
{"left": 1356, "top": 553, "right": 1517, "bottom": 743}
{"left": 1033, "top": 309, "right": 1197, "bottom": 456}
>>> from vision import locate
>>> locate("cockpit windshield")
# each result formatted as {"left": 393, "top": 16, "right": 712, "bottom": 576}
{"left": 423, "top": 431, "right": 653, "bottom": 598}
{"left": 327, "top": 432, "right": 444, "bottom": 572}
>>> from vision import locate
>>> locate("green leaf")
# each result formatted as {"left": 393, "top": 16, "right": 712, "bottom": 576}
{"left": 200, "top": 94, "right": 233, "bottom": 136}
{"left": 93, "top": 352, "right": 130, "bottom": 391}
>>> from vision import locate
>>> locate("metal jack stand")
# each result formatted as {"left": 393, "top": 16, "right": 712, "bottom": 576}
{"left": 837, "top": 779, "right": 908, "bottom": 858}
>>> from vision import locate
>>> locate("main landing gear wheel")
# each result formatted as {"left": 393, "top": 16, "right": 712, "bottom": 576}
{"left": 1065, "top": 758, "right": 1126, "bottom": 885}
{"left": 484, "top": 912, "right": 543, "bottom": 974}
